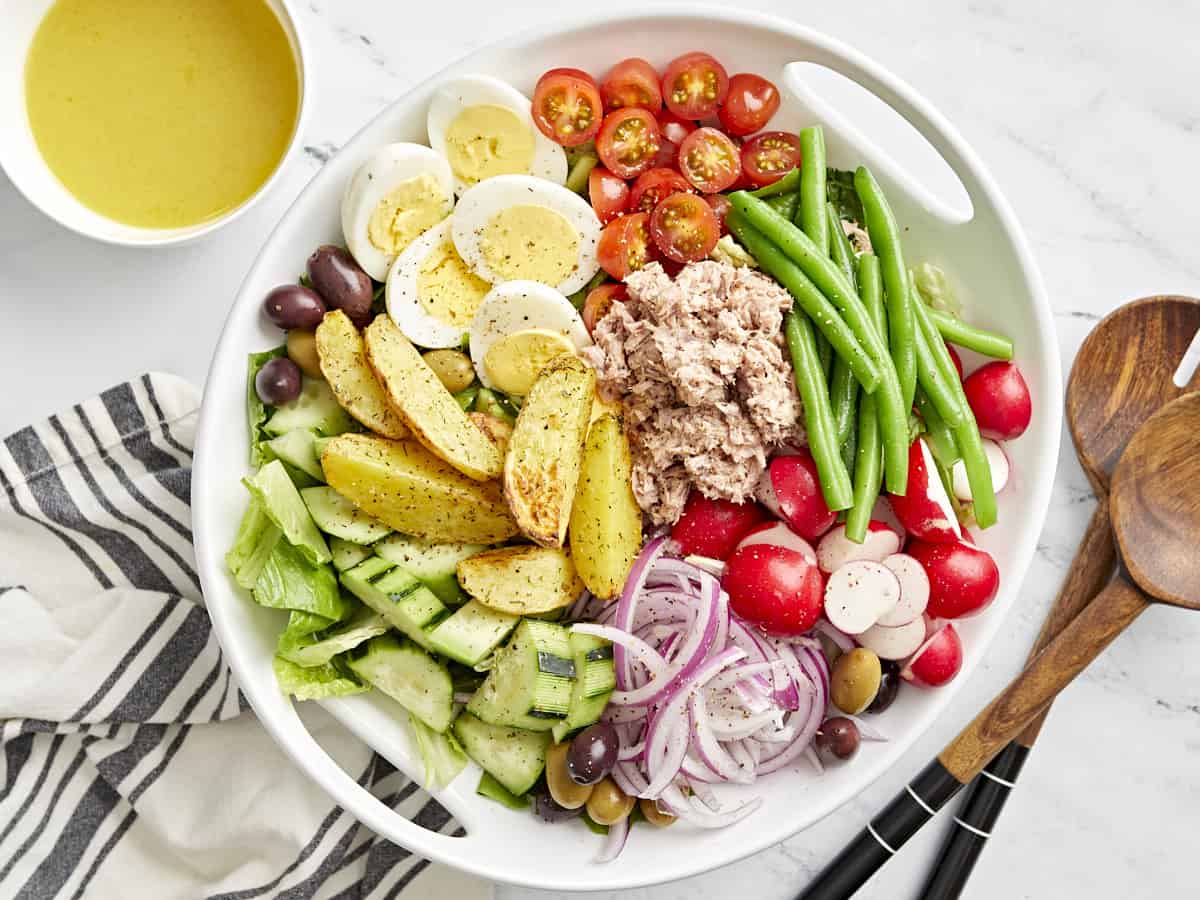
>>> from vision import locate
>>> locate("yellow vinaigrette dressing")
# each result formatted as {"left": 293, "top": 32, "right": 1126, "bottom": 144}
{"left": 24, "top": 0, "right": 300, "bottom": 229}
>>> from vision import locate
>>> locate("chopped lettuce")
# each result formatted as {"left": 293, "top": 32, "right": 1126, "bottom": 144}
{"left": 912, "top": 262, "right": 962, "bottom": 316}
{"left": 826, "top": 167, "right": 864, "bottom": 225}
{"left": 278, "top": 606, "right": 390, "bottom": 668}
{"left": 253, "top": 540, "right": 350, "bottom": 621}
{"left": 246, "top": 347, "right": 287, "bottom": 467}
{"left": 273, "top": 655, "right": 368, "bottom": 701}
{"left": 409, "top": 712, "right": 468, "bottom": 790}
{"left": 710, "top": 234, "right": 758, "bottom": 269}
{"left": 226, "top": 498, "right": 283, "bottom": 590}
{"left": 243, "top": 459, "right": 331, "bottom": 566}
{"left": 476, "top": 771, "right": 529, "bottom": 809}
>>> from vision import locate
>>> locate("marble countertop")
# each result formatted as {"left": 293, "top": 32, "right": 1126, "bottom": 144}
{"left": 3, "top": 1, "right": 1198, "bottom": 897}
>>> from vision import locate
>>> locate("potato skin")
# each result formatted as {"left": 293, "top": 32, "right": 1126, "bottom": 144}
{"left": 456, "top": 545, "right": 584, "bottom": 615}
{"left": 568, "top": 413, "right": 643, "bottom": 598}
{"left": 315, "top": 310, "right": 409, "bottom": 439}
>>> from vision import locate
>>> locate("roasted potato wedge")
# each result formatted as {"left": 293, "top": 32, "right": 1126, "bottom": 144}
{"left": 503, "top": 355, "right": 595, "bottom": 547}
{"left": 363, "top": 316, "right": 502, "bottom": 481}
{"left": 321, "top": 433, "right": 518, "bottom": 543}
{"left": 568, "top": 413, "right": 643, "bottom": 598}
{"left": 315, "top": 311, "right": 409, "bottom": 439}
{"left": 456, "top": 546, "right": 584, "bottom": 615}
{"left": 468, "top": 412, "right": 512, "bottom": 457}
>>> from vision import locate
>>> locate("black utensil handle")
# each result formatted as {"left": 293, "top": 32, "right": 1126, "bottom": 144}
{"left": 797, "top": 760, "right": 963, "bottom": 900}
{"left": 918, "top": 742, "right": 1030, "bottom": 900}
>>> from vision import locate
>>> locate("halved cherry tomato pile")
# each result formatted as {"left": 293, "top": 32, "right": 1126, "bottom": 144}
{"left": 532, "top": 52, "right": 796, "bottom": 288}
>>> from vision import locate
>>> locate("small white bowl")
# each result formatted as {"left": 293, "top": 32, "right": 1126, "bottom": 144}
{"left": 0, "top": 0, "right": 309, "bottom": 247}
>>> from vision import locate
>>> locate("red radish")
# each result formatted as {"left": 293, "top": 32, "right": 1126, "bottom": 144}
{"left": 871, "top": 497, "right": 907, "bottom": 544}
{"left": 816, "top": 521, "right": 901, "bottom": 574}
{"left": 876, "top": 553, "right": 930, "bottom": 626}
{"left": 671, "top": 492, "right": 767, "bottom": 560}
{"left": 951, "top": 439, "right": 1010, "bottom": 501}
{"left": 902, "top": 623, "right": 963, "bottom": 686}
{"left": 946, "top": 343, "right": 964, "bottom": 380}
{"left": 857, "top": 616, "right": 927, "bottom": 660}
{"left": 755, "top": 451, "right": 837, "bottom": 541}
{"left": 907, "top": 539, "right": 1000, "bottom": 619}
{"left": 736, "top": 521, "right": 817, "bottom": 565}
{"left": 962, "top": 361, "right": 1032, "bottom": 440}
{"left": 722, "top": 544, "right": 824, "bottom": 635}
{"left": 822, "top": 560, "right": 901, "bottom": 635}
{"left": 888, "top": 439, "right": 962, "bottom": 543}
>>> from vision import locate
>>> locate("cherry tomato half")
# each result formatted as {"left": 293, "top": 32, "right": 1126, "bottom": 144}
{"left": 678, "top": 126, "right": 741, "bottom": 192}
{"left": 718, "top": 73, "right": 781, "bottom": 136}
{"left": 629, "top": 167, "right": 693, "bottom": 213}
{"left": 588, "top": 167, "right": 631, "bottom": 225}
{"left": 599, "top": 58, "right": 663, "bottom": 113}
{"left": 741, "top": 131, "right": 802, "bottom": 188}
{"left": 597, "top": 212, "right": 655, "bottom": 279}
{"left": 650, "top": 191, "right": 720, "bottom": 263}
{"left": 532, "top": 69, "right": 603, "bottom": 147}
{"left": 582, "top": 283, "right": 628, "bottom": 334}
{"left": 661, "top": 52, "right": 729, "bottom": 120}
{"left": 595, "top": 108, "right": 662, "bottom": 179}
{"left": 703, "top": 193, "right": 733, "bottom": 235}
{"left": 658, "top": 110, "right": 697, "bottom": 145}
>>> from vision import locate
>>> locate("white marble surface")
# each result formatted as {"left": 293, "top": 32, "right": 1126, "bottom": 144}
{"left": 3, "top": 1, "right": 1199, "bottom": 897}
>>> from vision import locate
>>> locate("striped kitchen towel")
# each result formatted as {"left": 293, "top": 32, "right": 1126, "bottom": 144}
{"left": 0, "top": 373, "right": 492, "bottom": 900}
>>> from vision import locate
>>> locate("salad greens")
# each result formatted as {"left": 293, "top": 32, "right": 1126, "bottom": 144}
{"left": 246, "top": 346, "right": 287, "bottom": 466}
{"left": 272, "top": 656, "right": 368, "bottom": 701}
{"left": 409, "top": 712, "right": 468, "bottom": 789}
{"left": 243, "top": 460, "right": 331, "bottom": 566}
{"left": 253, "top": 540, "right": 348, "bottom": 620}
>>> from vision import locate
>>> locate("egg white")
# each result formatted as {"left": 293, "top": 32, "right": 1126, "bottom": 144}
{"left": 385, "top": 218, "right": 483, "bottom": 349}
{"left": 340, "top": 143, "right": 454, "bottom": 281}
{"left": 426, "top": 74, "right": 567, "bottom": 192}
{"left": 468, "top": 280, "right": 591, "bottom": 390}
{"left": 451, "top": 175, "right": 601, "bottom": 296}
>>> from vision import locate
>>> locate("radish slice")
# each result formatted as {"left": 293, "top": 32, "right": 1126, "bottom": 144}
{"left": 888, "top": 439, "right": 962, "bottom": 543}
{"left": 871, "top": 497, "right": 907, "bottom": 544}
{"left": 876, "top": 553, "right": 931, "bottom": 626}
{"left": 816, "top": 521, "right": 901, "bottom": 573}
{"left": 823, "top": 560, "right": 901, "bottom": 634}
{"left": 736, "top": 521, "right": 817, "bottom": 565}
{"left": 902, "top": 622, "right": 963, "bottom": 686}
{"left": 857, "top": 617, "right": 927, "bottom": 660}
{"left": 951, "top": 439, "right": 1010, "bottom": 501}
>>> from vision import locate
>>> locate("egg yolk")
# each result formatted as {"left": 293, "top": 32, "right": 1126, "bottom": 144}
{"left": 416, "top": 235, "right": 491, "bottom": 327}
{"left": 479, "top": 205, "right": 580, "bottom": 286}
{"left": 368, "top": 172, "right": 451, "bottom": 257}
{"left": 444, "top": 104, "right": 536, "bottom": 186}
{"left": 483, "top": 329, "right": 577, "bottom": 396}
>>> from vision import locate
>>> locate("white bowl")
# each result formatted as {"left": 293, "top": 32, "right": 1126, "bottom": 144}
{"left": 0, "top": 0, "right": 309, "bottom": 247}
{"left": 193, "top": 7, "right": 1061, "bottom": 892}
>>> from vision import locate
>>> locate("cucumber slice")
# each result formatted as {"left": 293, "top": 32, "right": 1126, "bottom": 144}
{"left": 330, "top": 537, "right": 373, "bottom": 572}
{"left": 341, "top": 559, "right": 447, "bottom": 651}
{"left": 301, "top": 486, "right": 392, "bottom": 543}
{"left": 466, "top": 619, "right": 575, "bottom": 731}
{"left": 264, "top": 377, "right": 356, "bottom": 437}
{"left": 243, "top": 459, "right": 330, "bottom": 566}
{"left": 426, "top": 600, "right": 519, "bottom": 667}
{"left": 453, "top": 711, "right": 549, "bottom": 796}
{"left": 374, "top": 534, "right": 485, "bottom": 606}
{"left": 551, "top": 633, "right": 614, "bottom": 742}
{"left": 265, "top": 428, "right": 325, "bottom": 483}
{"left": 347, "top": 635, "right": 454, "bottom": 732}
{"left": 476, "top": 771, "right": 529, "bottom": 809}
{"left": 313, "top": 435, "right": 334, "bottom": 458}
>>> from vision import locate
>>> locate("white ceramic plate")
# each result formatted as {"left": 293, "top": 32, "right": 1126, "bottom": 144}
{"left": 194, "top": 8, "right": 1061, "bottom": 892}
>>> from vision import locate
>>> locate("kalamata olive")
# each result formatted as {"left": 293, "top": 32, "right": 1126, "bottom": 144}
{"left": 545, "top": 743, "right": 593, "bottom": 809}
{"left": 866, "top": 660, "right": 902, "bottom": 714}
{"left": 255, "top": 357, "right": 301, "bottom": 406}
{"left": 307, "top": 245, "right": 373, "bottom": 327}
{"left": 286, "top": 329, "right": 323, "bottom": 378}
{"left": 831, "top": 647, "right": 882, "bottom": 715}
{"left": 585, "top": 777, "right": 634, "bottom": 825}
{"left": 639, "top": 797, "right": 676, "bottom": 827}
{"left": 422, "top": 349, "right": 476, "bottom": 394}
{"left": 533, "top": 792, "right": 583, "bottom": 823}
{"left": 567, "top": 722, "right": 619, "bottom": 785}
{"left": 263, "top": 284, "right": 326, "bottom": 330}
{"left": 815, "top": 716, "right": 861, "bottom": 760}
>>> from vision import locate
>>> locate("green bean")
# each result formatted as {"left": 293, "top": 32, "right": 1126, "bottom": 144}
{"left": 827, "top": 201, "right": 860, "bottom": 455}
{"left": 728, "top": 195, "right": 909, "bottom": 494}
{"left": 565, "top": 151, "right": 598, "bottom": 195}
{"left": 914, "top": 320, "right": 967, "bottom": 429}
{"left": 727, "top": 211, "right": 880, "bottom": 392}
{"left": 783, "top": 311, "right": 853, "bottom": 510}
{"left": 764, "top": 191, "right": 801, "bottom": 221}
{"left": 815, "top": 331, "right": 834, "bottom": 381}
{"left": 845, "top": 253, "right": 886, "bottom": 542}
{"left": 854, "top": 166, "right": 917, "bottom": 410}
{"left": 749, "top": 167, "right": 801, "bottom": 198}
{"left": 915, "top": 387, "right": 960, "bottom": 467}
{"left": 830, "top": 359, "right": 858, "bottom": 448}
{"left": 826, "top": 202, "right": 857, "bottom": 290}
{"left": 841, "top": 410, "right": 859, "bottom": 477}
{"left": 927, "top": 308, "right": 1014, "bottom": 360}
{"left": 798, "top": 126, "right": 828, "bottom": 252}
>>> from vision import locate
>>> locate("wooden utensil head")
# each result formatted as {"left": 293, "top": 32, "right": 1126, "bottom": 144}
{"left": 1067, "top": 296, "right": 1200, "bottom": 491}
{"left": 1110, "top": 391, "right": 1200, "bottom": 609}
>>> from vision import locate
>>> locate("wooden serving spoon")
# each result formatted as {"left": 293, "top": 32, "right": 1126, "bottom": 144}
{"left": 799, "top": 391, "right": 1200, "bottom": 900}
{"left": 920, "top": 295, "right": 1200, "bottom": 898}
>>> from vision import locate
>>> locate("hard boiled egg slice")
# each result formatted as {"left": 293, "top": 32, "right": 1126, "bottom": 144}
{"left": 469, "top": 280, "right": 591, "bottom": 393}
{"left": 427, "top": 74, "right": 566, "bottom": 193}
{"left": 386, "top": 218, "right": 491, "bottom": 349}
{"left": 452, "top": 175, "right": 601, "bottom": 295}
{"left": 341, "top": 143, "right": 454, "bottom": 281}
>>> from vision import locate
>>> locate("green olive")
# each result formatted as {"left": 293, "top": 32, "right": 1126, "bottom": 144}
{"left": 422, "top": 349, "right": 475, "bottom": 394}
{"left": 585, "top": 777, "right": 634, "bottom": 826}
{"left": 286, "top": 329, "right": 322, "bottom": 379}
{"left": 639, "top": 797, "right": 676, "bottom": 827}
{"left": 546, "top": 743, "right": 592, "bottom": 810}
{"left": 831, "top": 647, "right": 883, "bottom": 715}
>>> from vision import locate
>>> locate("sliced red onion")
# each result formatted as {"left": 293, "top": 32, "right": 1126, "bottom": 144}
{"left": 658, "top": 783, "right": 763, "bottom": 829}
{"left": 613, "top": 536, "right": 672, "bottom": 687}
{"left": 690, "top": 692, "right": 755, "bottom": 783}
{"left": 683, "top": 554, "right": 726, "bottom": 577}
{"left": 596, "top": 816, "right": 630, "bottom": 863}
{"left": 813, "top": 618, "right": 856, "bottom": 653}
{"left": 685, "top": 776, "right": 723, "bottom": 811}
{"left": 845, "top": 715, "right": 888, "bottom": 742}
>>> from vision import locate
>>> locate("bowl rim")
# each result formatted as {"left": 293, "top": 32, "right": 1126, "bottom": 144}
{"left": 193, "top": 5, "right": 1062, "bottom": 890}
{"left": 0, "top": 0, "right": 311, "bottom": 248}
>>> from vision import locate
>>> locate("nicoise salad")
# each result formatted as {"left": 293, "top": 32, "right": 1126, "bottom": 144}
{"left": 228, "top": 50, "right": 1033, "bottom": 859}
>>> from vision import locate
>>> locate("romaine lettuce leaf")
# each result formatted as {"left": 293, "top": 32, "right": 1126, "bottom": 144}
{"left": 272, "top": 655, "right": 368, "bottom": 701}
{"left": 225, "top": 497, "right": 283, "bottom": 590}
{"left": 278, "top": 605, "right": 389, "bottom": 668}
{"left": 827, "top": 167, "right": 865, "bottom": 225}
{"left": 253, "top": 539, "right": 349, "bottom": 621}
{"left": 912, "top": 262, "right": 962, "bottom": 316}
{"left": 247, "top": 346, "right": 287, "bottom": 467}
{"left": 408, "top": 712, "right": 467, "bottom": 790}
{"left": 243, "top": 459, "right": 330, "bottom": 566}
